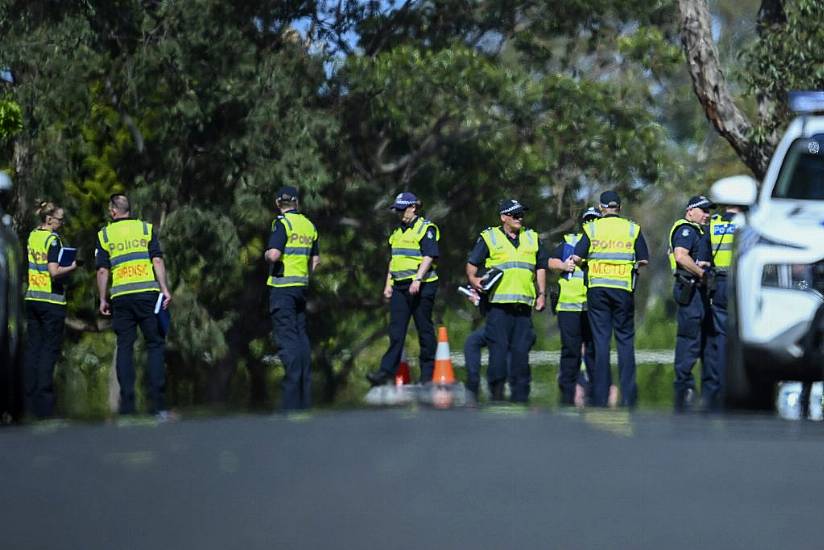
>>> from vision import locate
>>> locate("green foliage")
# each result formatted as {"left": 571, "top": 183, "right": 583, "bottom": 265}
{"left": 0, "top": 97, "right": 23, "bottom": 141}
{"left": 0, "top": 0, "right": 788, "bottom": 416}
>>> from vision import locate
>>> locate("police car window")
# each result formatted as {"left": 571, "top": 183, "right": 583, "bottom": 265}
{"left": 772, "top": 136, "right": 824, "bottom": 200}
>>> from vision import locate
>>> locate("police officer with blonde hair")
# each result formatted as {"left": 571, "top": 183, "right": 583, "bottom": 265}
{"left": 572, "top": 191, "right": 649, "bottom": 407}
{"left": 24, "top": 200, "right": 77, "bottom": 417}
{"left": 97, "top": 194, "right": 172, "bottom": 417}
{"left": 265, "top": 185, "right": 319, "bottom": 410}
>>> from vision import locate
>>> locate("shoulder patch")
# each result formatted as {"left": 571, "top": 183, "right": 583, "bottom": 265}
{"left": 681, "top": 228, "right": 690, "bottom": 237}
{"left": 427, "top": 229, "right": 434, "bottom": 239}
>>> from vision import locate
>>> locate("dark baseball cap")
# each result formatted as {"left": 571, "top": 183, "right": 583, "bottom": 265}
{"left": 390, "top": 191, "right": 420, "bottom": 210}
{"left": 499, "top": 198, "right": 528, "bottom": 215}
{"left": 276, "top": 185, "right": 299, "bottom": 201}
{"left": 599, "top": 190, "right": 621, "bottom": 208}
{"left": 581, "top": 206, "right": 601, "bottom": 222}
{"left": 686, "top": 195, "right": 714, "bottom": 211}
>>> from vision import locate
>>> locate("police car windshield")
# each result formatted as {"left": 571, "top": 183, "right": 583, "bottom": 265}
{"left": 772, "top": 136, "right": 824, "bottom": 200}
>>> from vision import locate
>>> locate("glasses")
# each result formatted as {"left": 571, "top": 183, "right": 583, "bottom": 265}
{"left": 507, "top": 212, "right": 524, "bottom": 220}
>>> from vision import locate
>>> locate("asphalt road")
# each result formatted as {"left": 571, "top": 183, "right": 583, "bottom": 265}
{"left": 2, "top": 409, "right": 823, "bottom": 549}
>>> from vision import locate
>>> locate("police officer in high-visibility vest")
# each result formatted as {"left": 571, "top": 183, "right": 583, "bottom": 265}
{"left": 572, "top": 191, "right": 649, "bottom": 407}
{"left": 466, "top": 198, "right": 547, "bottom": 402}
{"left": 367, "top": 192, "right": 439, "bottom": 386}
{"left": 707, "top": 200, "right": 741, "bottom": 409}
{"left": 265, "top": 186, "right": 319, "bottom": 410}
{"left": 668, "top": 195, "right": 715, "bottom": 411}
{"left": 97, "top": 194, "right": 172, "bottom": 417}
{"left": 24, "top": 201, "right": 77, "bottom": 418}
{"left": 548, "top": 206, "right": 600, "bottom": 406}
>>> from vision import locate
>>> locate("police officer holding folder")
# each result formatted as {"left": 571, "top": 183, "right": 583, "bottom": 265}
{"left": 97, "top": 194, "right": 172, "bottom": 417}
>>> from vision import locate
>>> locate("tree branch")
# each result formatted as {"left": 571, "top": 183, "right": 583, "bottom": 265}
{"left": 677, "top": 0, "right": 771, "bottom": 179}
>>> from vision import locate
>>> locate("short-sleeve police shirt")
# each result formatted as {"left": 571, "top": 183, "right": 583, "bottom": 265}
{"left": 467, "top": 229, "right": 549, "bottom": 269}
{"left": 671, "top": 223, "right": 710, "bottom": 263}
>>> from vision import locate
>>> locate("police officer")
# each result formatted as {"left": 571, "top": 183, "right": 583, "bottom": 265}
{"left": 24, "top": 201, "right": 77, "bottom": 418}
{"left": 707, "top": 200, "right": 740, "bottom": 410}
{"left": 668, "top": 195, "right": 715, "bottom": 411}
{"left": 548, "top": 206, "right": 599, "bottom": 406}
{"left": 572, "top": 191, "right": 649, "bottom": 407}
{"left": 466, "top": 198, "right": 547, "bottom": 402}
{"left": 265, "top": 186, "right": 319, "bottom": 410}
{"left": 97, "top": 194, "right": 172, "bottom": 417}
{"left": 367, "top": 192, "right": 439, "bottom": 386}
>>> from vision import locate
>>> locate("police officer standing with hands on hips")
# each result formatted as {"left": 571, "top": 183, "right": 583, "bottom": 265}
{"left": 668, "top": 195, "right": 717, "bottom": 411}
{"left": 24, "top": 201, "right": 77, "bottom": 418}
{"left": 466, "top": 198, "right": 547, "bottom": 403}
{"left": 548, "top": 206, "right": 599, "bottom": 406}
{"left": 97, "top": 194, "right": 172, "bottom": 418}
{"left": 367, "top": 192, "right": 439, "bottom": 386}
{"left": 572, "top": 191, "right": 648, "bottom": 407}
{"left": 265, "top": 186, "right": 319, "bottom": 410}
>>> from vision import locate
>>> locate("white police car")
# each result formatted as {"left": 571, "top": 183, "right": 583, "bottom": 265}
{"left": 710, "top": 92, "right": 824, "bottom": 409}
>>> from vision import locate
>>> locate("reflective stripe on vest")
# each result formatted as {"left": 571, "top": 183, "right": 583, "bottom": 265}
{"left": 667, "top": 219, "right": 704, "bottom": 273}
{"left": 583, "top": 217, "right": 638, "bottom": 292}
{"left": 709, "top": 214, "right": 735, "bottom": 269}
{"left": 25, "top": 229, "right": 66, "bottom": 305}
{"left": 388, "top": 217, "right": 439, "bottom": 283}
{"left": 481, "top": 227, "right": 538, "bottom": 306}
{"left": 557, "top": 233, "right": 587, "bottom": 313}
{"left": 268, "top": 212, "right": 317, "bottom": 288}
{"left": 98, "top": 219, "right": 160, "bottom": 298}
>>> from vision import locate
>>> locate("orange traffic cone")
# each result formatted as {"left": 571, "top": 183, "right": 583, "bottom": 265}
{"left": 396, "top": 350, "right": 411, "bottom": 386}
{"left": 432, "top": 326, "right": 455, "bottom": 385}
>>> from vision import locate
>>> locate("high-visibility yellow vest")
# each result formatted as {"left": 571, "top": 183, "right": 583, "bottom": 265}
{"left": 388, "top": 217, "right": 439, "bottom": 284}
{"left": 667, "top": 219, "right": 704, "bottom": 273}
{"left": 583, "top": 216, "right": 639, "bottom": 292}
{"left": 268, "top": 212, "right": 317, "bottom": 288}
{"left": 481, "top": 226, "right": 538, "bottom": 306}
{"left": 98, "top": 219, "right": 160, "bottom": 299}
{"left": 556, "top": 233, "right": 587, "bottom": 312}
{"left": 25, "top": 229, "right": 66, "bottom": 305}
{"left": 709, "top": 213, "right": 735, "bottom": 271}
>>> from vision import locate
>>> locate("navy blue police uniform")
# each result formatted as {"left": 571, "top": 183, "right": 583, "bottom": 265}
{"left": 573, "top": 203, "right": 649, "bottom": 407}
{"left": 23, "top": 232, "right": 66, "bottom": 418}
{"left": 549, "top": 240, "right": 596, "bottom": 405}
{"left": 670, "top": 214, "right": 716, "bottom": 411}
{"left": 95, "top": 220, "right": 166, "bottom": 414}
{"left": 707, "top": 210, "right": 736, "bottom": 409}
{"left": 376, "top": 218, "right": 439, "bottom": 382}
{"left": 267, "top": 208, "right": 319, "bottom": 410}
{"left": 467, "top": 225, "right": 548, "bottom": 402}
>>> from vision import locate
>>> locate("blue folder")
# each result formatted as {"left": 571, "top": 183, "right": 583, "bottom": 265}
{"left": 57, "top": 247, "right": 77, "bottom": 267}
{"left": 561, "top": 243, "right": 575, "bottom": 280}
{"left": 154, "top": 293, "right": 171, "bottom": 337}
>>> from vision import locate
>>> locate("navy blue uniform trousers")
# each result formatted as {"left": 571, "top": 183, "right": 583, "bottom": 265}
{"left": 557, "top": 310, "right": 595, "bottom": 405}
{"left": 270, "top": 287, "right": 312, "bottom": 410}
{"left": 112, "top": 292, "right": 166, "bottom": 414}
{"left": 24, "top": 301, "right": 66, "bottom": 418}
{"left": 673, "top": 282, "right": 720, "bottom": 410}
{"left": 587, "top": 287, "right": 637, "bottom": 407}
{"left": 485, "top": 303, "right": 535, "bottom": 403}
{"left": 464, "top": 325, "right": 518, "bottom": 397}
{"left": 378, "top": 282, "right": 437, "bottom": 383}
{"left": 707, "top": 275, "right": 728, "bottom": 409}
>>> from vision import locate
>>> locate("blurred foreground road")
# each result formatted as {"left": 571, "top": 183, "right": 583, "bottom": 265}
{"left": 2, "top": 409, "right": 823, "bottom": 549}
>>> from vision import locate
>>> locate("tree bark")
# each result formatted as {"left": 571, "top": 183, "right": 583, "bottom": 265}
{"left": 677, "top": 0, "right": 772, "bottom": 180}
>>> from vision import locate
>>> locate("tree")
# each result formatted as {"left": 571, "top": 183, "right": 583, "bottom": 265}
{"left": 678, "top": 0, "right": 824, "bottom": 180}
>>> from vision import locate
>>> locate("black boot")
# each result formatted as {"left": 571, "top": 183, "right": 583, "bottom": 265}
{"left": 366, "top": 370, "right": 392, "bottom": 387}
{"left": 489, "top": 381, "right": 505, "bottom": 401}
